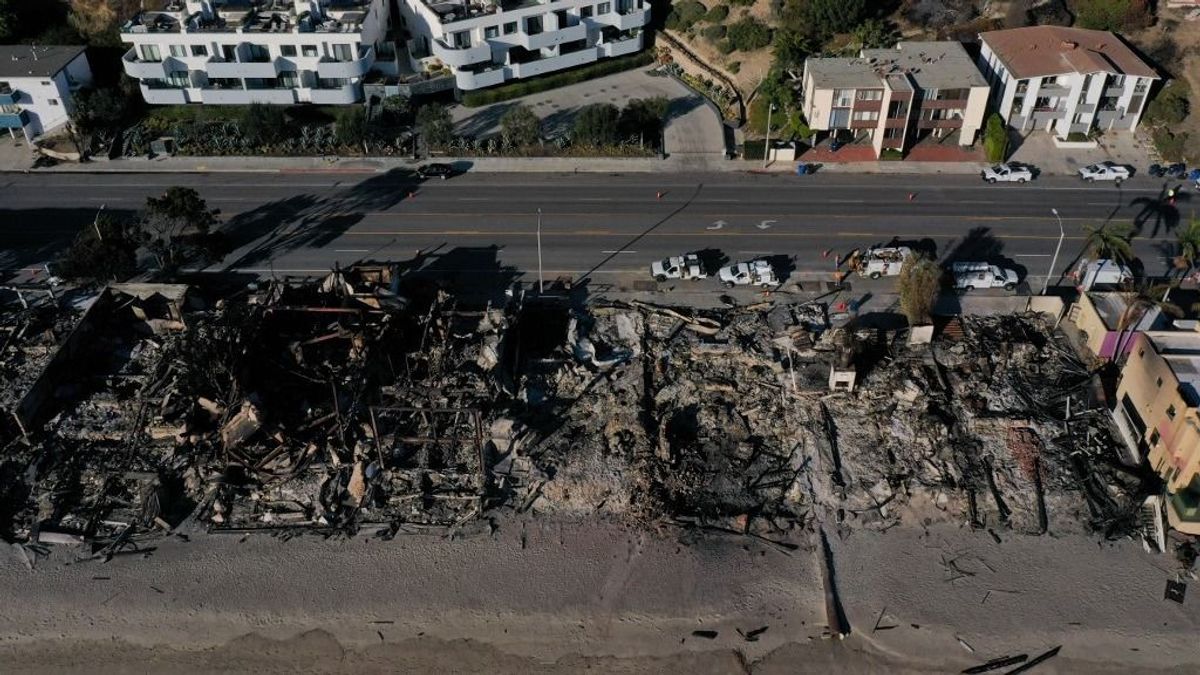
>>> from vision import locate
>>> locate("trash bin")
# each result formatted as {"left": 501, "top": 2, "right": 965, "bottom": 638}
{"left": 796, "top": 163, "right": 809, "bottom": 175}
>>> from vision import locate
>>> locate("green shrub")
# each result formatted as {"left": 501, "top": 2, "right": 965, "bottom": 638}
{"left": 727, "top": 17, "right": 771, "bottom": 51}
{"left": 1073, "top": 0, "right": 1152, "bottom": 32}
{"left": 573, "top": 103, "right": 621, "bottom": 146}
{"left": 240, "top": 103, "right": 287, "bottom": 146}
{"left": 415, "top": 103, "right": 454, "bottom": 148}
{"left": 665, "top": 0, "right": 707, "bottom": 30}
{"left": 728, "top": 61, "right": 741, "bottom": 74}
{"left": 782, "top": 0, "right": 868, "bottom": 40}
{"left": 1066, "top": 131, "right": 1089, "bottom": 142}
{"left": 1152, "top": 128, "right": 1189, "bottom": 162}
{"left": 703, "top": 24, "right": 726, "bottom": 41}
{"left": 880, "top": 148, "right": 904, "bottom": 160}
{"left": 1146, "top": 82, "right": 1190, "bottom": 126}
{"left": 717, "top": 39, "right": 735, "bottom": 54}
{"left": 335, "top": 107, "right": 368, "bottom": 146}
{"left": 462, "top": 52, "right": 653, "bottom": 107}
{"left": 983, "top": 112, "right": 1008, "bottom": 162}
{"left": 500, "top": 104, "right": 541, "bottom": 147}
{"left": 705, "top": 4, "right": 729, "bottom": 21}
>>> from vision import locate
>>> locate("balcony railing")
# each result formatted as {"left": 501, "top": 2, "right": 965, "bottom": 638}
{"left": 0, "top": 86, "right": 19, "bottom": 106}
{"left": 0, "top": 109, "right": 29, "bottom": 129}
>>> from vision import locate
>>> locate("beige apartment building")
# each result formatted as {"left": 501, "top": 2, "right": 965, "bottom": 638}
{"left": 801, "top": 41, "right": 989, "bottom": 158}
{"left": 1114, "top": 327, "right": 1200, "bottom": 534}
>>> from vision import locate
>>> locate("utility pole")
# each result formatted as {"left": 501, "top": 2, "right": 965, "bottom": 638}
{"left": 1042, "top": 208, "right": 1064, "bottom": 295}
{"left": 536, "top": 207, "right": 544, "bottom": 294}
{"left": 762, "top": 103, "right": 775, "bottom": 169}
{"left": 93, "top": 203, "right": 106, "bottom": 241}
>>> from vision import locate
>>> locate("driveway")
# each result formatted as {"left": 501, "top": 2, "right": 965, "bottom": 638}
{"left": 450, "top": 68, "right": 727, "bottom": 169}
{"left": 1007, "top": 129, "right": 1157, "bottom": 176}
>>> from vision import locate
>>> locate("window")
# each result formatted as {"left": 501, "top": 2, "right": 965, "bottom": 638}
{"left": 884, "top": 127, "right": 903, "bottom": 139}
{"left": 503, "top": 21, "right": 517, "bottom": 34}
{"left": 302, "top": 44, "right": 318, "bottom": 57}
{"left": 47, "top": 99, "right": 59, "bottom": 106}
{"left": 281, "top": 45, "right": 297, "bottom": 57}
{"left": 140, "top": 45, "right": 161, "bottom": 62}
{"left": 851, "top": 110, "right": 878, "bottom": 121}
{"left": 485, "top": 25, "right": 499, "bottom": 39}
{"left": 1150, "top": 429, "right": 1160, "bottom": 446}
{"left": 833, "top": 89, "right": 852, "bottom": 107}
{"left": 332, "top": 44, "right": 353, "bottom": 61}
{"left": 856, "top": 89, "right": 882, "bottom": 101}
{"left": 191, "top": 45, "right": 208, "bottom": 57}
{"left": 279, "top": 70, "right": 299, "bottom": 88}
{"left": 526, "top": 16, "right": 543, "bottom": 34}
{"left": 1111, "top": 75, "right": 1126, "bottom": 88}
{"left": 221, "top": 44, "right": 237, "bottom": 61}
{"left": 1168, "top": 405, "right": 1178, "bottom": 421}
{"left": 887, "top": 101, "right": 907, "bottom": 117}
{"left": 247, "top": 44, "right": 270, "bottom": 62}
{"left": 169, "top": 44, "right": 186, "bottom": 57}
{"left": 581, "top": 5, "right": 593, "bottom": 18}
{"left": 1072, "top": 112, "right": 1088, "bottom": 124}
{"left": 598, "top": 2, "right": 611, "bottom": 13}
{"left": 318, "top": 77, "right": 348, "bottom": 88}
{"left": 450, "top": 31, "right": 471, "bottom": 49}
{"left": 166, "top": 72, "right": 189, "bottom": 88}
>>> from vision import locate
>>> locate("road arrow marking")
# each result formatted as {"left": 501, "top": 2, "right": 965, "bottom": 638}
{"left": 706, "top": 220, "right": 728, "bottom": 230}
{"left": 757, "top": 219, "right": 777, "bottom": 230}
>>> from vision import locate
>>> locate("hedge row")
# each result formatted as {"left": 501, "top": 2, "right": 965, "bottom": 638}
{"left": 461, "top": 52, "right": 655, "bottom": 107}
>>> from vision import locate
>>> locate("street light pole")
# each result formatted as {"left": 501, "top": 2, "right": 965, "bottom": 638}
{"left": 1042, "top": 208, "right": 1064, "bottom": 295}
{"left": 762, "top": 103, "right": 775, "bottom": 169}
{"left": 93, "top": 203, "right": 106, "bottom": 241}
{"left": 536, "top": 207, "right": 544, "bottom": 294}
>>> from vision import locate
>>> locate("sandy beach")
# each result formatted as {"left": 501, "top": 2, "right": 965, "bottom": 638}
{"left": 0, "top": 515, "right": 1196, "bottom": 674}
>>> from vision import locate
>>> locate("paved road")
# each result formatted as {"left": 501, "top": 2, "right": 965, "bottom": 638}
{"left": 0, "top": 171, "right": 1189, "bottom": 289}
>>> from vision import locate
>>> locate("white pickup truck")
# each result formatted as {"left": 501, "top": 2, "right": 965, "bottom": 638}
{"left": 854, "top": 246, "right": 911, "bottom": 279}
{"left": 651, "top": 254, "right": 707, "bottom": 282}
{"left": 950, "top": 262, "right": 1019, "bottom": 291}
{"left": 718, "top": 260, "right": 779, "bottom": 288}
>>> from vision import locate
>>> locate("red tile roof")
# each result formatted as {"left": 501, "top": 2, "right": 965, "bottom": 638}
{"left": 979, "top": 26, "right": 1157, "bottom": 79}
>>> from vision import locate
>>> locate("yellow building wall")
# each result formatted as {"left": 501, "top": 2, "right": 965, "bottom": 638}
{"left": 1070, "top": 293, "right": 1110, "bottom": 358}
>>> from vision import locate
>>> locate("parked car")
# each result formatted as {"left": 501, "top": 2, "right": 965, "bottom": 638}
{"left": 949, "top": 262, "right": 1019, "bottom": 291}
{"left": 651, "top": 254, "right": 707, "bottom": 282}
{"left": 1078, "top": 161, "right": 1131, "bottom": 182}
{"left": 1148, "top": 162, "right": 1187, "bottom": 178}
{"left": 981, "top": 162, "right": 1035, "bottom": 183}
{"left": 1073, "top": 258, "right": 1133, "bottom": 289}
{"left": 718, "top": 260, "right": 778, "bottom": 288}
{"left": 417, "top": 163, "right": 456, "bottom": 180}
{"left": 853, "top": 246, "right": 911, "bottom": 279}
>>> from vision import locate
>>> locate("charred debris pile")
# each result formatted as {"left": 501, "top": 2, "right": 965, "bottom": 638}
{"left": 0, "top": 271, "right": 1150, "bottom": 553}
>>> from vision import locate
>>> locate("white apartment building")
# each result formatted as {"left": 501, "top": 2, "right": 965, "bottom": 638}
{"left": 120, "top": 0, "right": 395, "bottom": 105}
{"left": 978, "top": 26, "right": 1159, "bottom": 137}
{"left": 0, "top": 46, "right": 92, "bottom": 142}
{"left": 801, "top": 41, "right": 989, "bottom": 158}
{"left": 398, "top": 0, "right": 649, "bottom": 90}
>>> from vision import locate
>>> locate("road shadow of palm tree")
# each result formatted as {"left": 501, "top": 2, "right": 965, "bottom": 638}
{"left": 217, "top": 169, "right": 421, "bottom": 271}
{"left": 1130, "top": 184, "right": 1189, "bottom": 238}
{"left": 574, "top": 183, "right": 706, "bottom": 288}
{"left": 940, "top": 226, "right": 1028, "bottom": 280}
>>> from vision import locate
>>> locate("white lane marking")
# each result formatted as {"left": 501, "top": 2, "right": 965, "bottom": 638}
{"left": 1014, "top": 254, "right": 1052, "bottom": 257}
{"left": 335, "top": 249, "right": 371, "bottom": 253}
{"left": 600, "top": 250, "right": 638, "bottom": 254}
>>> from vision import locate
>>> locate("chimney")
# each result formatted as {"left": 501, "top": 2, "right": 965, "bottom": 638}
{"left": 1061, "top": 40, "right": 1078, "bottom": 50}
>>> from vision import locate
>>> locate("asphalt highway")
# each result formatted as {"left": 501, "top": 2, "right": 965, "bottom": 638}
{"left": 0, "top": 170, "right": 1191, "bottom": 286}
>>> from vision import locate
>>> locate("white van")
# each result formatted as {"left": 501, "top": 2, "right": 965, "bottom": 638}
{"left": 1075, "top": 259, "right": 1133, "bottom": 289}
{"left": 950, "top": 262, "right": 1019, "bottom": 291}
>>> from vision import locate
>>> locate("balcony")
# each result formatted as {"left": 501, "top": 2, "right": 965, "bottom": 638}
{"left": 599, "top": 35, "right": 641, "bottom": 59}
{"left": 207, "top": 57, "right": 281, "bottom": 79}
{"left": 316, "top": 46, "right": 374, "bottom": 78}
{"left": 308, "top": 83, "right": 361, "bottom": 104}
{"left": 0, "top": 85, "right": 19, "bottom": 106}
{"left": 0, "top": 109, "right": 29, "bottom": 129}
{"left": 517, "top": 22, "right": 587, "bottom": 50}
{"left": 122, "top": 49, "right": 187, "bottom": 79}
{"left": 431, "top": 40, "right": 492, "bottom": 68}
{"left": 455, "top": 65, "right": 507, "bottom": 90}
{"left": 139, "top": 84, "right": 190, "bottom": 104}
{"left": 593, "top": 6, "right": 649, "bottom": 31}
{"left": 509, "top": 47, "right": 597, "bottom": 79}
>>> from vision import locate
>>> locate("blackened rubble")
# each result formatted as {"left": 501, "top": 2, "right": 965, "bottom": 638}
{"left": 0, "top": 267, "right": 1151, "bottom": 552}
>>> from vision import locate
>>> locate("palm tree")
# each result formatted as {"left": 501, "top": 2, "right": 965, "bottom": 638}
{"left": 1173, "top": 216, "right": 1200, "bottom": 278}
{"left": 1082, "top": 221, "right": 1136, "bottom": 264}
{"left": 1115, "top": 281, "right": 1185, "bottom": 357}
